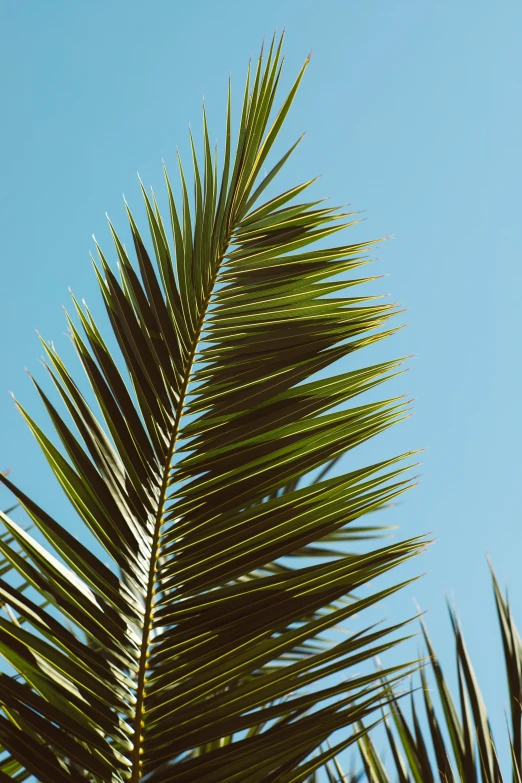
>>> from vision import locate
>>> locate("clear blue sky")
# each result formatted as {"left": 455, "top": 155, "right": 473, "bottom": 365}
{"left": 1, "top": 0, "right": 521, "bottom": 774}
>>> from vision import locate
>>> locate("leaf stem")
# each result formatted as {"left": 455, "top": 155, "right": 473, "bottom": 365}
{"left": 129, "top": 259, "right": 224, "bottom": 781}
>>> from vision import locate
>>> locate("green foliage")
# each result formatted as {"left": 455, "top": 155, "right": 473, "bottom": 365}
{"left": 0, "top": 36, "right": 423, "bottom": 781}
{"left": 357, "top": 567, "right": 522, "bottom": 783}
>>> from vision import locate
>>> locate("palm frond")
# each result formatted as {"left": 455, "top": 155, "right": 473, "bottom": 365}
{"left": 357, "top": 565, "right": 522, "bottom": 782}
{"left": 0, "top": 35, "right": 424, "bottom": 781}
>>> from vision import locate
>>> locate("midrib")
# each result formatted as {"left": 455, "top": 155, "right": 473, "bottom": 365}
{"left": 129, "top": 259, "right": 225, "bottom": 781}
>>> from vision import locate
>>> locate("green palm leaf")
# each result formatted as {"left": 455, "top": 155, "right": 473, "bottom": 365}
{"left": 357, "top": 565, "right": 522, "bottom": 782}
{"left": 0, "top": 35, "right": 424, "bottom": 781}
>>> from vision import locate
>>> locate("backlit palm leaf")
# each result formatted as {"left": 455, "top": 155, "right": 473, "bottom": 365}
{"left": 0, "top": 35, "right": 424, "bottom": 781}
{"left": 357, "top": 566, "right": 522, "bottom": 782}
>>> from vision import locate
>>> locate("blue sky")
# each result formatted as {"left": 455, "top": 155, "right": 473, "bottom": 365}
{"left": 1, "top": 0, "right": 521, "bottom": 774}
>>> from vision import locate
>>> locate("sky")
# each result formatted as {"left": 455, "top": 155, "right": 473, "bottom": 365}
{"left": 1, "top": 0, "right": 521, "bottom": 776}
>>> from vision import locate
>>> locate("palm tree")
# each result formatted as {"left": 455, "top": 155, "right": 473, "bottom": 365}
{"left": 356, "top": 567, "right": 522, "bottom": 783}
{"left": 0, "top": 35, "right": 425, "bottom": 781}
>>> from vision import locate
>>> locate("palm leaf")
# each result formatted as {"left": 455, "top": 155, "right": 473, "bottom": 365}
{"left": 0, "top": 35, "right": 424, "bottom": 781}
{"left": 357, "top": 565, "right": 521, "bottom": 782}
